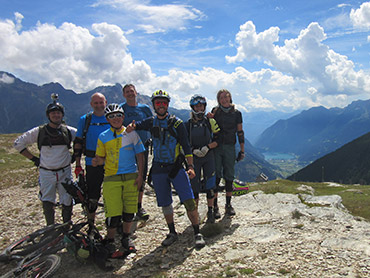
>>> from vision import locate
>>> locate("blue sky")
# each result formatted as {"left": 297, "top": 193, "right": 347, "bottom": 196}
{"left": 0, "top": 0, "right": 370, "bottom": 112}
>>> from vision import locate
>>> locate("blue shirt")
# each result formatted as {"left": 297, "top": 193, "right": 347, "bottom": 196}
{"left": 76, "top": 113, "right": 110, "bottom": 165}
{"left": 120, "top": 102, "right": 153, "bottom": 144}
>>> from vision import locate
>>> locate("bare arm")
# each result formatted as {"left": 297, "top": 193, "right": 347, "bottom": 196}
{"left": 134, "top": 152, "right": 144, "bottom": 189}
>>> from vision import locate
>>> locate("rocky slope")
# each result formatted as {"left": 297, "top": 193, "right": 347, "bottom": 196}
{"left": 0, "top": 181, "right": 369, "bottom": 278}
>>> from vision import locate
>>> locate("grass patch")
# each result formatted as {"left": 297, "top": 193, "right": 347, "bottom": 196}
{"left": 240, "top": 268, "right": 254, "bottom": 275}
{"left": 278, "top": 268, "right": 291, "bottom": 274}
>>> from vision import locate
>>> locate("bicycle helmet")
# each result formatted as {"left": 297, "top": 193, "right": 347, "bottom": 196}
{"left": 104, "top": 103, "right": 124, "bottom": 117}
{"left": 190, "top": 94, "right": 206, "bottom": 117}
{"left": 151, "top": 90, "right": 170, "bottom": 103}
{"left": 46, "top": 93, "right": 65, "bottom": 116}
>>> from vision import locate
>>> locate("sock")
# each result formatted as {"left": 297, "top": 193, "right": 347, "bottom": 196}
{"left": 214, "top": 197, "right": 218, "bottom": 208}
{"left": 122, "top": 232, "right": 130, "bottom": 239}
{"left": 168, "top": 222, "right": 177, "bottom": 234}
{"left": 208, "top": 206, "right": 213, "bottom": 213}
{"left": 226, "top": 196, "right": 232, "bottom": 206}
{"left": 138, "top": 203, "right": 142, "bottom": 210}
{"left": 192, "top": 224, "right": 200, "bottom": 235}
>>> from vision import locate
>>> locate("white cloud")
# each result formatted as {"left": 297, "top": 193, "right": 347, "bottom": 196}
{"left": 92, "top": 0, "right": 205, "bottom": 33}
{"left": 0, "top": 73, "right": 15, "bottom": 84}
{"left": 0, "top": 15, "right": 153, "bottom": 92}
{"left": 350, "top": 2, "right": 370, "bottom": 29}
{"left": 226, "top": 21, "right": 370, "bottom": 96}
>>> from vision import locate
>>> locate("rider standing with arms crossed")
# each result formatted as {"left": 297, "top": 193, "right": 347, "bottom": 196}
{"left": 73, "top": 92, "right": 109, "bottom": 224}
{"left": 211, "top": 89, "right": 245, "bottom": 218}
{"left": 121, "top": 84, "right": 153, "bottom": 221}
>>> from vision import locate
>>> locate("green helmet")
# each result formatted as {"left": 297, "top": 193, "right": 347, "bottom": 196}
{"left": 151, "top": 90, "right": 170, "bottom": 103}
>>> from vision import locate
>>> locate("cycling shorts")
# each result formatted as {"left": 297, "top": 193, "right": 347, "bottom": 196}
{"left": 102, "top": 173, "right": 139, "bottom": 217}
{"left": 86, "top": 165, "right": 104, "bottom": 200}
{"left": 151, "top": 165, "right": 194, "bottom": 207}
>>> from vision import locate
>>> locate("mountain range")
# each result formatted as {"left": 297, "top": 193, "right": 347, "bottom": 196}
{"left": 0, "top": 71, "right": 280, "bottom": 182}
{"left": 254, "top": 101, "right": 370, "bottom": 163}
{"left": 287, "top": 131, "right": 370, "bottom": 184}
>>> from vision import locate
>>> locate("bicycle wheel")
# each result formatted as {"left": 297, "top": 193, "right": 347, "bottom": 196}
{"left": 0, "top": 224, "right": 67, "bottom": 259}
{"left": 19, "top": 254, "right": 61, "bottom": 278}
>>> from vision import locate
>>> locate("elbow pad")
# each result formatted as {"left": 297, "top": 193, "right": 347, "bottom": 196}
{"left": 237, "top": 130, "right": 245, "bottom": 144}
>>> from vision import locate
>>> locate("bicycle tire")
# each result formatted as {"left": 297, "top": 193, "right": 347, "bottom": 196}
{"left": 19, "top": 254, "right": 61, "bottom": 278}
{"left": 0, "top": 224, "right": 67, "bottom": 259}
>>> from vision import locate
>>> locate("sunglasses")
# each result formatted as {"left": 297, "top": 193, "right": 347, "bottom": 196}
{"left": 107, "top": 113, "right": 123, "bottom": 119}
{"left": 154, "top": 101, "right": 168, "bottom": 107}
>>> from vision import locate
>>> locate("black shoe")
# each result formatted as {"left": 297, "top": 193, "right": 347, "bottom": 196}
{"left": 225, "top": 205, "right": 236, "bottom": 216}
{"left": 214, "top": 206, "right": 221, "bottom": 219}
{"left": 161, "top": 233, "right": 178, "bottom": 247}
{"left": 206, "top": 210, "right": 215, "bottom": 224}
{"left": 121, "top": 236, "right": 136, "bottom": 253}
{"left": 136, "top": 207, "right": 149, "bottom": 221}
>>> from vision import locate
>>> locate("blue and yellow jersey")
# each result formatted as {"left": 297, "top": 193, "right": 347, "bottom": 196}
{"left": 96, "top": 127, "right": 145, "bottom": 177}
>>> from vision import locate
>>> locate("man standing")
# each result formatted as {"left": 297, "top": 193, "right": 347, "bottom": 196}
{"left": 121, "top": 84, "right": 153, "bottom": 221}
{"left": 14, "top": 94, "right": 76, "bottom": 226}
{"left": 73, "top": 92, "right": 109, "bottom": 224}
{"left": 92, "top": 104, "right": 145, "bottom": 254}
{"left": 127, "top": 90, "right": 206, "bottom": 248}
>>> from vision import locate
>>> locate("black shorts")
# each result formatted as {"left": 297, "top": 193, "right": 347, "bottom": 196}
{"left": 86, "top": 165, "right": 104, "bottom": 200}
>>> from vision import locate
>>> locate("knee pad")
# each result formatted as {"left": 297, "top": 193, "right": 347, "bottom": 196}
{"left": 122, "top": 213, "right": 134, "bottom": 223}
{"left": 206, "top": 189, "right": 215, "bottom": 199}
{"left": 183, "top": 199, "right": 196, "bottom": 212}
{"left": 162, "top": 204, "right": 173, "bottom": 216}
{"left": 225, "top": 180, "right": 233, "bottom": 192}
{"left": 87, "top": 199, "right": 98, "bottom": 213}
{"left": 105, "top": 216, "right": 121, "bottom": 228}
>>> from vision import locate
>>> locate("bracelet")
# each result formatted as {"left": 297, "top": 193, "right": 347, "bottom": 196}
{"left": 240, "top": 151, "right": 244, "bottom": 154}
{"left": 188, "top": 164, "right": 195, "bottom": 169}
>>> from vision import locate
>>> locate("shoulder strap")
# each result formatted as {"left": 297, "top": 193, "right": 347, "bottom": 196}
{"left": 167, "top": 115, "right": 181, "bottom": 141}
{"left": 37, "top": 124, "right": 47, "bottom": 150}
{"left": 60, "top": 125, "right": 72, "bottom": 149}
{"left": 82, "top": 112, "right": 93, "bottom": 154}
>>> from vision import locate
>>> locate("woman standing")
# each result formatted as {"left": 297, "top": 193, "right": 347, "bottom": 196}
{"left": 211, "top": 89, "right": 245, "bottom": 218}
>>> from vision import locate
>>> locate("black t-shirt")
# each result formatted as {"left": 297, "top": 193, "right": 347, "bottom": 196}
{"left": 212, "top": 106, "right": 242, "bottom": 145}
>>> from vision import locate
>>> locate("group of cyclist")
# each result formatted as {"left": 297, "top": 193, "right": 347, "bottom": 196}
{"left": 13, "top": 85, "right": 245, "bottom": 255}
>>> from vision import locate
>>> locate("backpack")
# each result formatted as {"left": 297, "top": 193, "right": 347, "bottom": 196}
{"left": 148, "top": 114, "right": 181, "bottom": 142}
{"left": 37, "top": 124, "right": 72, "bottom": 150}
{"left": 81, "top": 112, "right": 109, "bottom": 155}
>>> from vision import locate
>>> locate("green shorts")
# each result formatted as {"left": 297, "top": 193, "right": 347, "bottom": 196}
{"left": 103, "top": 173, "right": 139, "bottom": 217}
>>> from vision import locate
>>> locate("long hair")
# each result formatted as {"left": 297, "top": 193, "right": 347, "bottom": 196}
{"left": 216, "top": 89, "right": 233, "bottom": 104}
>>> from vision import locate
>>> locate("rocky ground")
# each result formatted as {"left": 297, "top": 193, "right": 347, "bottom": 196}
{"left": 0, "top": 181, "right": 370, "bottom": 278}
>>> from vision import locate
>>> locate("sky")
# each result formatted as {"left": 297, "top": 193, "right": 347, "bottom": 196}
{"left": 0, "top": 0, "right": 370, "bottom": 113}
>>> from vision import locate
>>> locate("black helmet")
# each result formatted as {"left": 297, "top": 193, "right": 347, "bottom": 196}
{"left": 46, "top": 93, "right": 64, "bottom": 116}
{"left": 151, "top": 90, "right": 170, "bottom": 103}
{"left": 104, "top": 103, "right": 124, "bottom": 117}
{"left": 190, "top": 94, "right": 206, "bottom": 117}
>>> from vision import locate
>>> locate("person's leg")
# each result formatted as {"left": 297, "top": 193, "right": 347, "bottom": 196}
{"left": 213, "top": 146, "right": 223, "bottom": 219}
{"left": 172, "top": 169, "right": 205, "bottom": 248}
{"left": 203, "top": 155, "right": 216, "bottom": 223}
{"left": 151, "top": 170, "right": 178, "bottom": 246}
{"left": 137, "top": 150, "right": 149, "bottom": 220}
{"left": 223, "top": 144, "right": 237, "bottom": 215}
{"left": 58, "top": 167, "right": 74, "bottom": 223}
{"left": 86, "top": 165, "right": 104, "bottom": 222}
{"left": 39, "top": 169, "right": 57, "bottom": 225}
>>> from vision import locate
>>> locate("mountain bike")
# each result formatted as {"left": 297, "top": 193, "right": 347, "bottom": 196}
{"left": 0, "top": 175, "right": 105, "bottom": 277}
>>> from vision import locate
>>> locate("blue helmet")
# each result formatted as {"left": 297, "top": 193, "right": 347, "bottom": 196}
{"left": 190, "top": 94, "right": 206, "bottom": 117}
